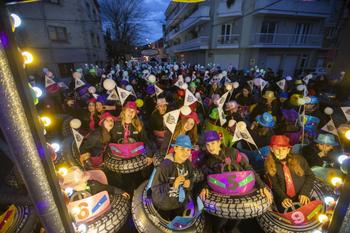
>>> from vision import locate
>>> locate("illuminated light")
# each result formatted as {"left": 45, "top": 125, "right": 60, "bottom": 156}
{"left": 324, "top": 196, "right": 335, "bottom": 205}
{"left": 345, "top": 130, "right": 350, "bottom": 140}
{"left": 58, "top": 167, "right": 68, "bottom": 176}
{"left": 77, "top": 224, "right": 87, "bottom": 233}
{"left": 338, "top": 155, "right": 348, "bottom": 164}
{"left": 22, "top": 51, "right": 33, "bottom": 64}
{"left": 331, "top": 177, "right": 343, "bottom": 187}
{"left": 10, "top": 13, "right": 21, "bottom": 28}
{"left": 71, "top": 206, "right": 81, "bottom": 216}
{"left": 50, "top": 142, "right": 60, "bottom": 152}
{"left": 318, "top": 214, "right": 329, "bottom": 224}
{"left": 312, "top": 230, "right": 322, "bottom": 233}
{"left": 65, "top": 187, "right": 74, "bottom": 196}
{"left": 40, "top": 116, "right": 51, "bottom": 127}
{"left": 32, "top": 86, "right": 43, "bottom": 98}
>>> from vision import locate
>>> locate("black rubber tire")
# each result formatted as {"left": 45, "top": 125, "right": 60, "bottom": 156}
{"left": 153, "top": 154, "right": 204, "bottom": 183}
{"left": 61, "top": 136, "right": 84, "bottom": 169}
{"left": 7, "top": 206, "right": 38, "bottom": 233}
{"left": 85, "top": 193, "right": 130, "bottom": 233}
{"left": 61, "top": 116, "right": 74, "bottom": 137}
{"left": 104, "top": 152, "right": 151, "bottom": 174}
{"left": 256, "top": 180, "right": 333, "bottom": 233}
{"left": 202, "top": 187, "right": 272, "bottom": 219}
{"left": 132, "top": 181, "right": 206, "bottom": 233}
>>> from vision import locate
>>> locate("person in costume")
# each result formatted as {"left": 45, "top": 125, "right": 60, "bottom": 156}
{"left": 80, "top": 98, "right": 99, "bottom": 132}
{"left": 250, "top": 90, "right": 280, "bottom": 120}
{"left": 265, "top": 135, "right": 315, "bottom": 212}
{"left": 302, "top": 133, "right": 340, "bottom": 168}
{"left": 249, "top": 112, "right": 275, "bottom": 148}
{"left": 199, "top": 130, "right": 272, "bottom": 232}
{"left": 151, "top": 135, "right": 194, "bottom": 220}
{"left": 150, "top": 98, "right": 169, "bottom": 147}
{"left": 80, "top": 112, "right": 117, "bottom": 168}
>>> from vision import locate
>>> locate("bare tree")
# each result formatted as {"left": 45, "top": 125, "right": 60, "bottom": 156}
{"left": 99, "top": 0, "right": 146, "bottom": 63}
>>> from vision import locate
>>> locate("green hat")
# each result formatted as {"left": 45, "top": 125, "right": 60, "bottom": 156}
{"left": 189, "top": 82, "right": 197, "bottom": 88}
{"left": 209, "top": 108, "right": 219, "bottom": 120}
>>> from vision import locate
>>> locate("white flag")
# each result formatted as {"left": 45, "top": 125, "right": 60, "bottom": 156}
{"left": 321, "top": 119, "right": 338, "bottom": 136}
{"left": 341, "top": 107, "right": 350, "bottom": 121}
{"left": 117, "top": 87, "right": 132, "bottom": 105}
{"left": 72, "top": 128, "right": 84, "bottom": 150}
{"left": 107, "top": 89, "right": 119, "bottom": 101}
{"left": 218, "top": 107, "right": 227, "bottom": 126}
{"left": 175, "top": 75, "right": 185, "bottom": 88}
{"left": 232, "top": 126, "right": 256, "bottom": 145}
{"left": 92, "top": 93, "right": 99, "bottom": 99}
{"left": 184, "top": 89, "right": 198, "bottom": 106}
{"left": 45, "top": 76, "right": 56, "bottom": 88}
{"left": 155, "top": 85, "right": 164, "bottom": 96}
{"left": 163, "top": 109, "right": 180, "bottom": 134}
{"left": 75, "top": 78, "right": 85, "bottom": 89}
{"left": 217, "top": 91, "right": 229, "bottom": 108}
{"left": 276, "top": 79, "right": 286, "bottom": 90}
{"left": 303, "top": 74, "right": 313, "bottom": 85}
{"left": 195, "top": 93, "right": 203, "bottom": 105}
{"left": 260, "top": 79, "right": 268, "bottom": 92}
{"left": 247, "top": 80, "right": 254, "bottom": 90}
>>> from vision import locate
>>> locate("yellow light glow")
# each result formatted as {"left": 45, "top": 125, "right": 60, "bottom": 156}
{"left": 22, "top": 51, "right": 33, "bottom": 64}
{"left": 58, "top": 167, "right": 68, "bottom": 176}
{"left": 318, "top": 214, "right": 329, "bottom": 224}
{"left": 40, "top": 116, "right": 51, "bottom": 127}
{"left": 345, "top": 130, "right": 350, "bottom": 140}
{"left": 331, "top": 177, "right": 343, "bottom": 187}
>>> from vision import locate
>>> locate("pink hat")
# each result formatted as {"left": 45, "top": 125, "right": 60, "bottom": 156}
{"left": 123, "top": 101, "right": 138, "bottom": 111}
{"left": 225, "top": 101, "right": 239, "bottom": 111}
{"left": 181, "top": 111, "right": 200, "bottom": 124}
{"left": 98, "top": 112, "right": 117, "bottom": 126}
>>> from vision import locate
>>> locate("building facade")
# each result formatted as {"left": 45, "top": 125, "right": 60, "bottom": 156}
{"left": 9, "top": 0, "right": 106, "bottom": 77}
{"left": 164, "top": 0, "right": 344, "bottom": 76}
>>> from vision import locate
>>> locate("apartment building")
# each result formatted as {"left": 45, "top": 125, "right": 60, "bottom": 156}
{"left": 164, "top": 0, "right": 344, "bottom": 76}
{"left": 8, "top": 0, "right": 106, "bottom": 77}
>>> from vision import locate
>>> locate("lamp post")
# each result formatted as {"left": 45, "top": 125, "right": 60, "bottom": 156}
{"left": 0, "top": 3, "right": 74, "bottom": 233}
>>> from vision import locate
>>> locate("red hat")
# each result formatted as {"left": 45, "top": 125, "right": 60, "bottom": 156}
{"left": 181, "top": 111, "right": 200, "bottom": 124}
{"left": 98, "top": 112, "right": 117, "bottom": 126}
{"left": 270, "top": 135, "right": 291, "bottom": 148}
{"left": 123, "top": 101, "right": 139, "bottom": 113}
{"left": 87, "top": 98, "right": 97, "bottom": 104}
{"left": 177, "top": 89, "right": 185, "bottom": 97}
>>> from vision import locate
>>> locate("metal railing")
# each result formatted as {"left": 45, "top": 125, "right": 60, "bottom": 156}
{"left": 217, "top": 34, "right": 240, "bottom": 45}
{"left": 252, "top": 33, "right": 323, "bottom": 47}
{"left": 167, "top": 36, "right": 209, "bottom": 53}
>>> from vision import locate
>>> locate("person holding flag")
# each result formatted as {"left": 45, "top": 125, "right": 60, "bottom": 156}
{"left": 79, "top": 112, "right": 117, "bottom": 168}
{"left": 265, "top": 135, "right": 315, "bottom": 212}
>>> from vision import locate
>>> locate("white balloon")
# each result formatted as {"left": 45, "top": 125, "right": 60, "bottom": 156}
{"left": 297, "top": 85, "right": 305, "bottom": 91}
{"left": 148, "top": 74, "right": 156, "bottom": 83}
{"left": 233, "top": 82, "right": 239, "bottom": 89}
{"left": 180, "top": 105, "right": 191, "bottom": 116}
{"left": 228, "top": 119, "right": 236, "bottom": 128}
{"left": 70, "top": 118, "right": 81, "bottom": 129}
{"left": 174, "top": 65, "right": 179, "bottom": 71}
{"left": 88, "top": 86, "right": 96, "bottom": 94}
{"left": 236, "top": 121, "right": 247, "bottom": 131}
{"left": 185, "top": 76, "right": 191, "bottom": 83}
{"left": 72, "top": 72, "right": 82, "bottom": 79}
{"left": 103, "top": 79, "right": 116, "bottom": 91}
{"left": 126, "top": 85, "right": 133, "bottom": 91}
{"left": 324, "top": 107, "right": 334, "bottom": 115}
{"left": 181, "top": 83, "right": 188, "bottom": 90}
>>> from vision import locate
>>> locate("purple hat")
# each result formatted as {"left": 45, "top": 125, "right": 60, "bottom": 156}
{"left": 96, "top": 95, "right": 107, "bottom": 104}
{"left": 77, "top": 84, "right": 90, "bottom": 96}
{"left": 205, "top": 130, "right": 221, "bottom": 143}
{"left": 120, "top": 80, "right": 129, "bottom": 86}
{"left": 146, "top": 85, "right": 155, "bottom": 95}
{"left": 282, "top": 109, "right": 299, "bottom": 122}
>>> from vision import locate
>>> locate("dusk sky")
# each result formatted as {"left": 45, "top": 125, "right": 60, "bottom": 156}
{"left": 142, "top": 0, "right": 170, "bottom": 43}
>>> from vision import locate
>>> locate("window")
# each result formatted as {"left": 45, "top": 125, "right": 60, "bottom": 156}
{"left": 90, "top": 32, "right": 95, "bottom": 47}
{"left": 260, "top": 21, "right": 277, "bottom": 43}
{"left": 220, "top": 24, "right": 231, "bottom": 43}
{"left": 48, "top": 26, "right": 68, "bottom": 42}
{"left": 294, "top": 23, "right": 313, "bottom": 44}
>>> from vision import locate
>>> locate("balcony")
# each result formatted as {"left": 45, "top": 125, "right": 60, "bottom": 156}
{"left": 217, "top": 0, "right": 243, "bottom": 17}
{"left": 166, "top": 36, "right": 209, "bottom": 54}
{"left": 167, "top": 6, "right": 210, "bottom": 40}
{"left": 166, "top": 4, "right": 188, "bottom": 29}
{"left": 254, "top": 0, "right": 331, "bottom": 18}
{"left": 251, "top": 33, "right": 323, "bottom": 48}
{"left": 216, "top": 34, "right": 240, "bottom": 48}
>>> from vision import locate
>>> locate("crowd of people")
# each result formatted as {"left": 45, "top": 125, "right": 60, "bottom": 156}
{"left": 35, "top": 61, "right": 348, "bottom": 232}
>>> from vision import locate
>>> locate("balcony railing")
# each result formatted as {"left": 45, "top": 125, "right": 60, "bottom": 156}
{"left": 167, "top": 36, "right": 209, "bottom": 53}
{"left": 251, "top": 33, "right": 323, "bottom": 47}
{"left": 217, "top": 34, "right": 240, "bottom": 46}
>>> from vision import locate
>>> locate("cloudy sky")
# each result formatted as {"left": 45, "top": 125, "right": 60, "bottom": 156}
{"left": 142, "top": 0, "right": 170, "bottom": 43}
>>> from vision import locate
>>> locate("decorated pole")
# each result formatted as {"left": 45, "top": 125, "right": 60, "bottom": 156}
{"left": 0, "top": 4, "right": 74, "bottom": 232}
